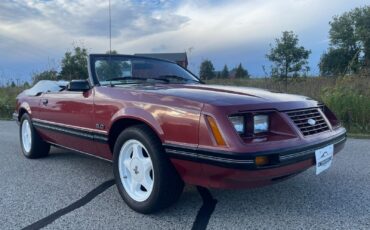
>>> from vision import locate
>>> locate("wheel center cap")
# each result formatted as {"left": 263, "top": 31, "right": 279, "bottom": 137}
{"left": 133, "top": 165, "right": 139, "bottom": 175}
{"left": 130, "top": 158, "right": 143, "bottom": 180}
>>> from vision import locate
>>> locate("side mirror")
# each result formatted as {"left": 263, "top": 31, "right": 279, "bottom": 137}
{"left": 67, "top": 80, "right": 91, "bottom": 92}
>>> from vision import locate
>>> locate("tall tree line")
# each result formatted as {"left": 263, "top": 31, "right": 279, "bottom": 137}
{"left": 320, "top": 6, "right": 370, "bottom": 76}
{"left": 32, "top": 47, "right": 89, "bottom": 85}
{"left": 200, "top": 6, "right": 370, "bottom": 80}
{"left": 31, "top": 6, "right": 370, "bottom": 85}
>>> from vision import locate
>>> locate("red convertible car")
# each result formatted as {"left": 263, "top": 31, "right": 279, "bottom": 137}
{"left": 14, "top": 54, "right": 346, "bottom": 213}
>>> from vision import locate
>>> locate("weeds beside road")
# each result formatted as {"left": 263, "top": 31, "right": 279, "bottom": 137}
{"left": 0, "top": 86, "right": 25, "bottom": 119}
{"left": 207, "top": 76, "right": 370, "bottom": 135}
{"left": 1, "top": 76, "right": 369, "bottom": 135}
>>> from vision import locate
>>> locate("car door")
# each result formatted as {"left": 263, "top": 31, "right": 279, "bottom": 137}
{"left": 34, "top": 88, "right": 101, "bottom": 156}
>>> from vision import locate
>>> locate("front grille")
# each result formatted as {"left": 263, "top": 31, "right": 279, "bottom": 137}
{"left": 286, "top": 108, "right": 330, "bottom": 136}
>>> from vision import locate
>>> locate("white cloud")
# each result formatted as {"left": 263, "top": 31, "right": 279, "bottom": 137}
{"left": 0, "top": 0, "right": 367, "bottom": 80}
{"left": 22, "top": 0, "right": 189, "bottom": 38}
{"left": 0, "top": 0, "right": 189, "bottom": 66}
{"left": 123, "top": 0, "right": 359, "bottom": 52}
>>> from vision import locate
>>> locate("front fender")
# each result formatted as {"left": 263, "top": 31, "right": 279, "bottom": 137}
{"left": 19, "top": 101, "right": 32, "bottom": 115}
{"left": 110, "top": 106, "right": 165, "bottom": 141}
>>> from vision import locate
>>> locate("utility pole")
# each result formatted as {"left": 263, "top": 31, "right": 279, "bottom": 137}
{"left": 109, "top": 0, "right": 112, "bottom": 54}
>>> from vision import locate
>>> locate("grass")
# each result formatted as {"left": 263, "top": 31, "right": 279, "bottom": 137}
{"left": 347, "top": 133, "right": 370, "bottom": 139}
{"left": 1, "top": 76, "right": 369, "bottom": 135}
{"left": 0, "top": 86, "right": 26, "bottom": 119}
{"left": 207, "top": 76, "right": 370, "bottom": 135}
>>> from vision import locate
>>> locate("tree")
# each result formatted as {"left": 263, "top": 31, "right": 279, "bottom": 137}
{"left": 106, "top": 50, "right": 118, "bottom": 55}
{"left": 319, "top": 6, "right": 370, "bottom": 76}
{"left": 266, "top": 31, "right": 311, "bottom": 80}
{"left": 199, "top": 59, "right": 215, "bottom": 80}
{"left": 221, "top": 64, "right": 229, "bottom": 78}
{"left": 60, "top": 46, "right": 88, "bottom": 80}
{"left": 235, "top": 63, "right": 249, "bottom": 78}
{"left": 95, "top": 50, "right": 131, "bottom": 81}
{"left": 95, "top": 59, "right": 124, "bottom": 81}
{"left": 354, "top": 7, "right": 370, "bottom": 70}
{"left": 32, "top": 70, "right": 58, "bottom": 85}
{"left": 319, "top": 48, "right": 352, "bottom": 76}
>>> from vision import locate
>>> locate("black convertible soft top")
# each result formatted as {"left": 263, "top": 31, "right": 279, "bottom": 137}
{"left": 24, "top": 80, "right": 69, "bottom": 96}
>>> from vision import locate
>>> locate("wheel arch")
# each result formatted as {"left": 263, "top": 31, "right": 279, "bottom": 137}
{"left": 108, "top": 116, "right": 164, "bottom": 154}
{"left": 18, "top": 102, "right": 32, "bottom": 121}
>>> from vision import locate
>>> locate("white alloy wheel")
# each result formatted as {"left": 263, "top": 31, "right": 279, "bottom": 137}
{"left": 118, "top": 139, "right": 154, "bottom": 202}
{"left": 21, "top": 119, "right": 32, "bottom": 153}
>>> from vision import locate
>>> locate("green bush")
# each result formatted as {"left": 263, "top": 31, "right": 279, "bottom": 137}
{"left": 1, "top": 76, "right": 369, "bottom": 134}
{"left": 321, "top": 77, "right": 370, "bottom": 134}
{"left": 208, "top": 76, "right": 370, "bottom": 135}
{"left": 0, "top": 86, "right": 26, "bottom": 119}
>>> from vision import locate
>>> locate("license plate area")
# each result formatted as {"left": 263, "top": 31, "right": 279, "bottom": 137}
{"left": 315, "top": 144, "right": 334, "bottom": 175}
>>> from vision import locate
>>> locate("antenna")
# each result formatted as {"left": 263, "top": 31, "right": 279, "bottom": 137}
{"left": 109, "top": 0, "right": 112, "bottom": 54}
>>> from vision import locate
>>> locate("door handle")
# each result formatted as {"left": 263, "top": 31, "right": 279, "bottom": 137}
{"left": 42, "top": 99, "right": 48, "bottom": 105}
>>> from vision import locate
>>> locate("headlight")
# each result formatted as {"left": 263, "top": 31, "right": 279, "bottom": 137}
{"left": 229, "top": 116, "right": 245, "bottom": 134}
{"left": 254, "top": 115, "right": 269, "bottom": 133}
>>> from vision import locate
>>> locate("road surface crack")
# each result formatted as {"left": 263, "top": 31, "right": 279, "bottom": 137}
{"left": 191, "top": 186, "right": 218, "bottom": 230}
{"left": 22, "top": 179, "right": 115, "bottom": 230}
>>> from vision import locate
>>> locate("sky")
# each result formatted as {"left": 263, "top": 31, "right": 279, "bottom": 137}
{"left": 0, "top": 0, "right": 368, "bottom": 84}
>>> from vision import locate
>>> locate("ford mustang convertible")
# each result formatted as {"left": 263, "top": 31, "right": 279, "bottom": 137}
{"left": 14, "top": 54, "right": 346, "bottom": 213}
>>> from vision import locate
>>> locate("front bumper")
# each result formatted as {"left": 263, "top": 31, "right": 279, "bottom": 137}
{"left": 166, "top": 130, "right": 346, "bottom": 189}
{"left": 165, "top": 132, "right": 346, "bottom": 170}
{"left": 12, "top": 112, "right": 19, "bottom": 125}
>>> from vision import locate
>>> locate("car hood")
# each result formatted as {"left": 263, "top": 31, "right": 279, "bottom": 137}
{"left": 138, "top": 84, "right": 313, "bottom": 103}
{"left": 117, "top": 83, "right": 318, "bottom": 111}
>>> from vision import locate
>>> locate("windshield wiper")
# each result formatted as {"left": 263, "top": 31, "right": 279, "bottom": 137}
{"left": 105, "top": 77, "right": 129, "bottom": 81}
{"left": 157, "top": 75, "right": 201, "bottom": 84}
{"left": 105, "top": 77, "right": 169, "bottom": 86}
{"left": 106, "top": 77, "right": 144, "bottom": 83}
{"left": 145, "top": 77, "right": 170, "bottom": 83}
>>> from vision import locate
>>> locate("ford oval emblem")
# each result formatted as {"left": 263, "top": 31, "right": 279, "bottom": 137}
{"left": 307, "top": 118, "right": 316, "bottom": 126}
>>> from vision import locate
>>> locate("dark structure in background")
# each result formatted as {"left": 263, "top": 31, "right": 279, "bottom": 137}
{"left": 135, "top": 53, "right": 188, "bottom": 69}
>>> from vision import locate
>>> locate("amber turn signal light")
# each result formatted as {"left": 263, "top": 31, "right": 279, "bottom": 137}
{"left": 206, "top": 115, "right": 226, "bottom": 146}
{"left": 255, "top": 156, "right": 269, "bottom": 166}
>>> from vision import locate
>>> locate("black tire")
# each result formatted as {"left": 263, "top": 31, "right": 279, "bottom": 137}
{"left": 19, "top": 113, "right": 50, "bottom": 159}
{"left": 113, "top": 124, "right": 184, "bottom": 214}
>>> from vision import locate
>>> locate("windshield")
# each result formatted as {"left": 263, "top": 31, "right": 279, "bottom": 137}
{"left": 93, "top": 56, "right": 200, "bottom": 86}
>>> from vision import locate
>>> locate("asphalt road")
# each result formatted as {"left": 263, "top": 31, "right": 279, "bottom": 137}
{"left": 0, "top": 120, "right": 369, "bottom": 230}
